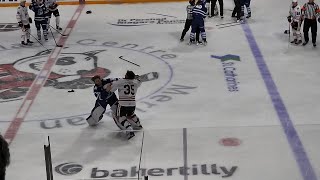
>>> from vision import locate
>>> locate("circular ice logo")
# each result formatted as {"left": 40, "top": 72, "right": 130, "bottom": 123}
{"left": 55, "top": 162, "right": 83, "bottom": 176}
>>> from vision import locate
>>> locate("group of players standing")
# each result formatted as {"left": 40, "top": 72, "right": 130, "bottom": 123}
{"left": 180, "top": 0, "right": 252, "bottom": 45}
{"left": 86, "top": 71, "right": 143, "bottom": 140}
{"left": 287, "top": 0, "right": 320, "bottom": 47}
{"left": 16, "top": 0, "right": 61, "bottom": 45}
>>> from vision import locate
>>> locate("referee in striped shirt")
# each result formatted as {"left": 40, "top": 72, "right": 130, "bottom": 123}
{"left": 301, "top": 0, "right": 320, "bottom": 47}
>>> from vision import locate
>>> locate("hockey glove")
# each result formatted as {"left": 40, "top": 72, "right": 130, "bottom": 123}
{"left": 18, "top": 21, "right": 23, "bottom": 27}
{"left": 29, "top": 17, "right": 32, "bottom": 23}
{"left": 287, "top": 16, "right": 292, "bottom": 23}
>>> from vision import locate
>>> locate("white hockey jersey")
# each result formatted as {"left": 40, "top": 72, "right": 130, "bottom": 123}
{"left": 289, "top": 5, "right": 302, "bottom": 22}
{"left": 45, "top": 0, "right": 58, "bottom": 10}
{"left": 110, "top": 78, "right": 142, "bottom": 107}
{"left": 16, "top": 5, "right": 30, "bottom": 25}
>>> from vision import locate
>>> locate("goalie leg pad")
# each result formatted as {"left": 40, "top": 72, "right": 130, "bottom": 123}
{"left": 86, "top": 105, "right": 106, "bottom": 126}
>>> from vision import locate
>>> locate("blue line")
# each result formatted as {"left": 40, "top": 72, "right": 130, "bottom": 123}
{"left": 241, "top": 23, "right": 317, "bottom": 180}
{"left": 183, "top": 128, "right": 188, "bottom": 180}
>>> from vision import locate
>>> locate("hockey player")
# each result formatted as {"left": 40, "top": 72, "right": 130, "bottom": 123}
{"left": 206, "top": 0, "right": 219, "bottom": 17}
{"left": 189, "top": 0, "right": 207, "bottom": 45}
{"left": 29, "top": 0, "right": 49, "bottom": 41}
{"left": 45, "top": 0, "right": 62, "bottom": 31}
{"left": 106, "top": 71, "right": 143, "bottom": 140}
{"left": 240, "top": 0, "right": 251, "bottom": 19}
{"left": 86, "top": 75, "right": 122, "bottom": 128}
{"left": 288, "top": 0, "right": 302, "bottom": 45}
{"left": 232, "top": 0, "right": 241, "bottom": 22}
{"left": 16, "top": 0, "right": 33, "bottom": 45}
{"left": 180, "top": 0, "right": 201, "bottom": 44}
{"left": 301, "top": 0, "right": 320, "bottom": 47}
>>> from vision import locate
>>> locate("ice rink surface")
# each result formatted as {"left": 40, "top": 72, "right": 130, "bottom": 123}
{"left": 0, "top": 0, "right": 320, "bottom": 179}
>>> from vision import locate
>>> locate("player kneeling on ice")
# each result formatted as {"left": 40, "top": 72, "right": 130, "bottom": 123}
{"left": 29, "top": 0, "right": 49, "bottom": 41}
{"left": 189, "top": 0, "right": 208, "bottom": 45}
{"left": 105, "top": 71, "right": 143, "bottom": 140}
{"left": 288, "top": 0, "right": 302, "bottom": 45}
{"left": 16, "top": 0, "right": 33, "bottom": 45}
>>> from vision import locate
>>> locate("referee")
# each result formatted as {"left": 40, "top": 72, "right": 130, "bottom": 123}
{"left": 301, "top": 0, "right": 320, "bottom": 47}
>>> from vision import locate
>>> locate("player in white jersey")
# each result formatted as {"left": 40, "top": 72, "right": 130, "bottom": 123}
{"left": 288, "top": 0, "right": 302, "bottom": 45}
{"left": 106, "top": 71, "right": 143, "bottom": 140}
{"left": 16, "top": 0, "right": 33, "bottom": 45}
{"left": 45, "top": 0, "right": 62, "bottom": 30}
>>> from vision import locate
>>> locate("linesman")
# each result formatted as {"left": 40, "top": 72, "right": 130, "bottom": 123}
{"left": 301, "top": 0, "right": 320, "bottom": 47}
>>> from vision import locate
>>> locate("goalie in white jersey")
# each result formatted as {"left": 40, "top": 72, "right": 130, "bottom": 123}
{"left": 106, "top": 71, "right": 143, "bottom": 139}
{"left": 288, "top": 0, "right": 302, "bottom": 45}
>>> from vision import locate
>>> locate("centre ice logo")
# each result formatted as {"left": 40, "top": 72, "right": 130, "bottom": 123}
{"left": 0, "top": 49, "right": 110, "bottom": 103}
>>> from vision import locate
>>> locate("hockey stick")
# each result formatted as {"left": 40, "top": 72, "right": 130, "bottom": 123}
{"left": 137, "top": 72, "right": 159, "bottom": 82}
{"left": 49, "top": 27, "right": 63, "bottom": 47}
{"left": 119, "top": 56, "right": 140, "bottom": 67}
{"left": 25, "top": 30, "right": 50, "bottom": 51}
{"left": 48, "top": 24, "right": 67, "bottom": 36}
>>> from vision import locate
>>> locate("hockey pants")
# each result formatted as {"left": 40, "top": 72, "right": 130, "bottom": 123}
{"left": 303, "top": 19, "right": 317, "bottom": 44}
{"left": 181, "top": 19, "right": 200, "bottom": 41}
{"left": 190, "top": 20, "right": 206, "bottom": 42}
{"left": 21, "top": 24, "right": 31, "bottom": 42}
{"left": 35, "top": 20, "right": 48, "bottom": 39}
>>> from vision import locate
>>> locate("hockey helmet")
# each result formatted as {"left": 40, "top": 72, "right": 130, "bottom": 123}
{"left": 292, "top": 0, "right": 298, "bottom": 3}
{"left": 20, "top": 0, "right": 26, "bottom": 3}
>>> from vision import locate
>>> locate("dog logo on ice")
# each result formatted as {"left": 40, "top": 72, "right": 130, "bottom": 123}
{"left": 55, "top": 162, "right": 83, "bottom": 175}
{"left": 0, "top": 49, "right": 110, "bottom": 103}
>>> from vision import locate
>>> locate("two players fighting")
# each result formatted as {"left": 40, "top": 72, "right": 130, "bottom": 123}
{"left": 86, "top": 71, "right": 143, "bottom": 140}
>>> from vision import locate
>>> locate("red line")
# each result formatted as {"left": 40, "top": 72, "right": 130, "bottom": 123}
{"left": 4, "top": 5, "right": 85, "bottom": 144}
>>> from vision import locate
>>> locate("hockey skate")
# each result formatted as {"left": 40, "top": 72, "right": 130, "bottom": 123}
{"left": 313, "top": 43, "right": 316, "bottom": 47}
{"left": 203, "top": 41, "right": 207, "bottom": 46}
{"left": 291, "top": 39, "right": 297, "bottom": 44}
{"left": 180, "top": 38, "right": 184, "bottom": 42}
{"left": 302, "top": 41, "right": 308, "bottom": 46}
{"left": 127, "top": 131, "right": 135, "bottom": 140}
{"left": 295, "top": 40, "right": 302, "bottom": 45}
{"left": 21, "top": 41, "right": 28, "bottom": 46}
{"left": 56, "top": 26, "right": 62, "bottom": 31}
{"left": 27, "top": 39, "right": 34, "bottom": 44}
{"left": 188, "top": 40, "right": 195, "bottom": 45}
{"left": 44, "top": 36, "right": 48, "bottom": 41}
{"left": 246, "top": 13, "right": 251, "bottom": 18}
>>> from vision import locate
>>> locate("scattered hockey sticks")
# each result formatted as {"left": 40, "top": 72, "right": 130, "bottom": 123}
{"left": 218, "top": 23, "right": 241, "bottom": 29}
{"left": 147, "top": 13, "right": 177, "bottom": 18}
{"left": 49, "top": 27, "right": 63, "bottom": 47}
{"left": 26, "top": 30, "right": 50, "bottom": 51}
{"left": 216, "top": 21, "right": 239, "bottom": 26}
{"left": 119, "top": 56, "right": 140, "bottom": 67}
{"left": 48, "top": 24, "right": 67, "bottom": 36}
{"left": 137, "top": 72, "right": 159, "bottom": 82}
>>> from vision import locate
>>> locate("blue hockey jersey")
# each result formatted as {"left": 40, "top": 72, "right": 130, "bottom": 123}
{"left": 192, "top": 3, "right": 207, "bottom": 21}
{"left": 93, "top": 78, "right": 119, "bottom": 108}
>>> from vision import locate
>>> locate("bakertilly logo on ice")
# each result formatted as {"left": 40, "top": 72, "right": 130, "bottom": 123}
{"left": 55, "top": 162, "right": 238, "bottom": 178}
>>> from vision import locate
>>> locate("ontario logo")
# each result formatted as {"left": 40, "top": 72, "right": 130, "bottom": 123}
{"left": 211, "top": 54, "right": 241, "bottom": 92}
{"left": 0, "top": 49, "right": 110, "bottom": 103}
